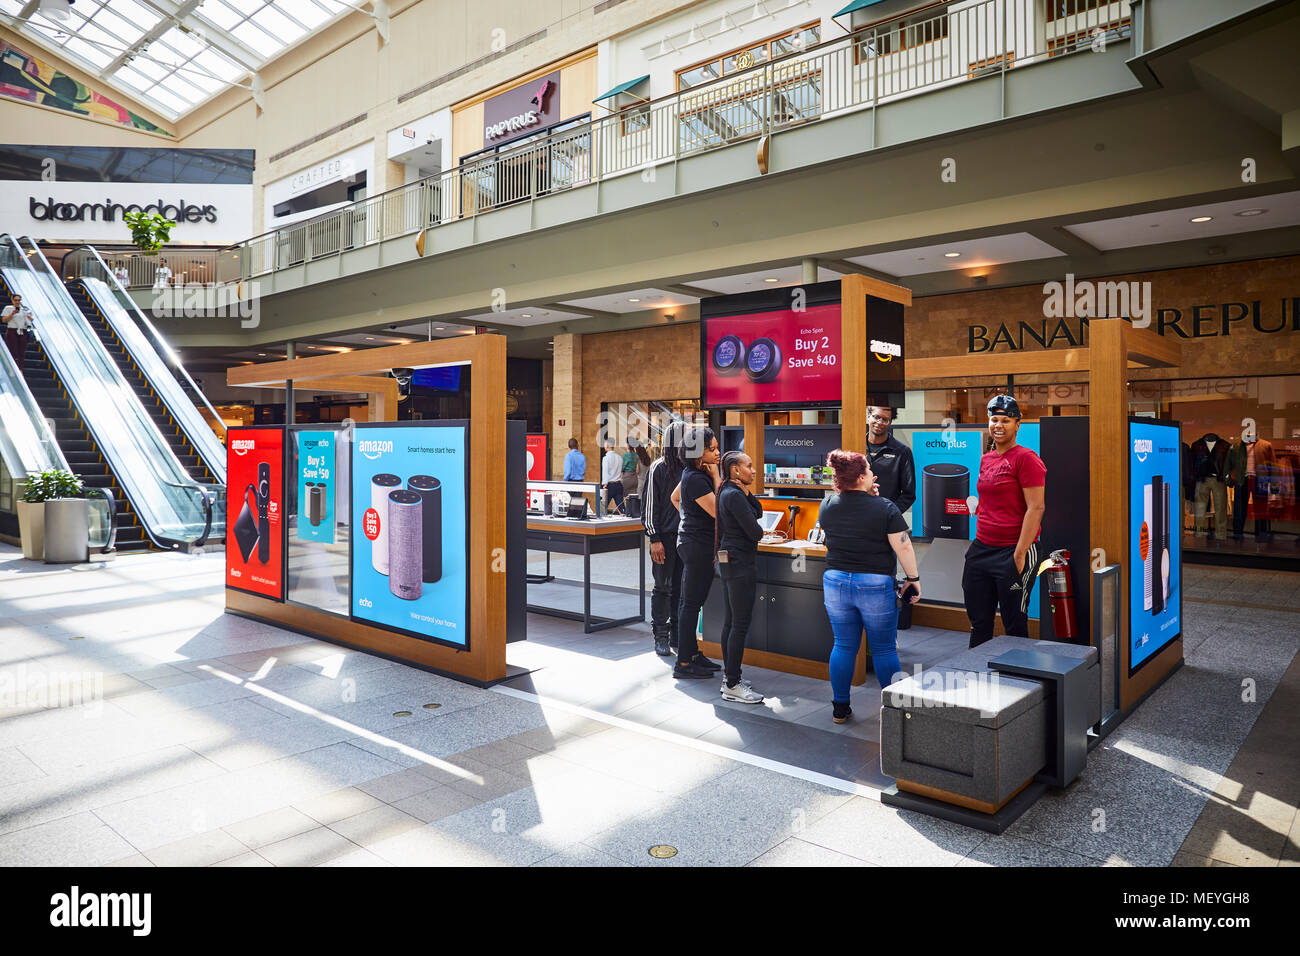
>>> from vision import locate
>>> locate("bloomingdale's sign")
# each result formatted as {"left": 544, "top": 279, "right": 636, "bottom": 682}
{"left": 29, "top": 196, "right": 217, "bottom": 224}
{"left": 968, "top": 296, "right": 1300, "bottom": 352}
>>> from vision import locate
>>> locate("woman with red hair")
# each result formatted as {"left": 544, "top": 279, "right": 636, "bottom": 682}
{"left": 817, "top": 449, "right": 921, "bottom": 723}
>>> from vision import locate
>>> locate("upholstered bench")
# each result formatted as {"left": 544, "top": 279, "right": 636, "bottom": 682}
{"left": 880, "top": 635, "right": 1100, "bottom": 819}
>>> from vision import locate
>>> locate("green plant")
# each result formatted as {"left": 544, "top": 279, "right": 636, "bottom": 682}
{"left": 21, "top": 469, "right": 84, "bottom": 503}
{"left": 123, "top": 210, "right": 176, "bottom": 253}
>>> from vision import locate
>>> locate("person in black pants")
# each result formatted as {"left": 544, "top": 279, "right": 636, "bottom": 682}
{"left": 670, "top": 426, "right": 723, "bottom": 679}
{"left": 962, "top": 394, "right": 1046, "bottom": 648}
{"left": 642, "top": 421, "right": 686, "bottom": 656}
{"left": 716, "top": 450, "right": 765, "bottom": 704}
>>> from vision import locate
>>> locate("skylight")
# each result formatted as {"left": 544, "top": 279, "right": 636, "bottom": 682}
{"left": 0, "top": 0, "right": 355, "bottom": 122}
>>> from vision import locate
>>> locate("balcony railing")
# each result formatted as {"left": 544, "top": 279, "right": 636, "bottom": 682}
{"left": 96, "top": 249, "right": 220, "bottom": 290}
{"left": 217, "top": 0, "right": 1131, "bottom": 286}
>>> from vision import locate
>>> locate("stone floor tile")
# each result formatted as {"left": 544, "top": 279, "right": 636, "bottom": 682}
{"left": 145, "top": 829, "right": 250, "bottom": 867}
{"left": 257, "top": 827, "right": 362, "bottom": 867}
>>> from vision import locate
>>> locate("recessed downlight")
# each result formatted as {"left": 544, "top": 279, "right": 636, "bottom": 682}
{"left": 1190, "top": 216, "right": 1212, "bottom": 223}
{"left": 1235, "top": 208, "right": 1266, "bottom": 217}
{"left": 521, "top": 313, "right": 532, "bottom": 318}
{"left": 944, "top": 252, "right": 961, "bottom": 258}
{"left": 764, "top": 277, "right": 779, "bottom": 283}
{"left": 628, "top": 297, "right": 640, "bottom": 302}
{"left": 366, "top": 336, "right": 375, "bottom": 340}
{"left": 436, "top": 326, "right": 445, "bottom": 330}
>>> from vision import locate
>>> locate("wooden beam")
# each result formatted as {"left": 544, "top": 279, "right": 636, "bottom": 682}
{"left": 228, "top": 339, "right": 477, "bottom": 387}
{"left": 839, "top": 276, "right": 869, "bottom": 455}
{"left": 1126, "top": 326, "right": 1181, "bottom": 368}
{"left": 1089, "top": 318, "right": 1130, "bottom": 693}
{"left": 470, "top": 334, "right": 509, "bottom": 683}
{"left": 841, "top": 273, "right": 912, "bottom": 307}
{"left": 743, "top": 411, "right": 765, "bottom": 494}
{"left": 907, "top": 349, "right": 1091, "bottom": 380}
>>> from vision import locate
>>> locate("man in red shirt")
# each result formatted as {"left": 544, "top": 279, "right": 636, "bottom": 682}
{"left": 962, "top": 395, "right": 1046, "bottom": 648}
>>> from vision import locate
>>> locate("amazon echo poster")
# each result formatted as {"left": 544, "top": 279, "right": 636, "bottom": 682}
{"left": 295, "top": 430, "right": 336, "bottom": 544}
{"left": 1129, "top": 418, "right": 1182, "bottom": 673}
{"left": 349, "top": 422, "right": 469, "bottom": 648}
{"left": 904, "top": 424, "right": 1040, "bottom": 543}
{"left": 225, "top": 426, "right": 284, "bottom": 600}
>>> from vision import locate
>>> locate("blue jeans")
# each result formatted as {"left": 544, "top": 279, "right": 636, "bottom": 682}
{"left": 822, "top": 569, "right": 902, "bottom": 700}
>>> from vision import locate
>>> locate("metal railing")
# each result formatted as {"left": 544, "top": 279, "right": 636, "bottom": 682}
{"left": 217, "top": 0, "right": 1131, "bottom": 285}
{"left": 98, "top": 249, "right": 220, "bottom": 289}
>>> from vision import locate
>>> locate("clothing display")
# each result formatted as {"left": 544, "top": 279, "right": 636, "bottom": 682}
{"left": 1228, "top": 437, "right": 1277, "bottom": 539}
{"left": 1191, "top": 433, "right": 1231, "bottom": 536}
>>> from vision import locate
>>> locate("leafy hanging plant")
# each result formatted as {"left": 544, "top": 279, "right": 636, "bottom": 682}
{"left": 21, "top": 469, "right": 84, "bottom": 503}
{"left": 123, "top": 211, "right": 176, "bottom": 254}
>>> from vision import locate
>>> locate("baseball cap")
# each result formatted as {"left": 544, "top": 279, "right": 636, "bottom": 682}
{"left": 986, "top": 394, "right": 1022, "bottom": 419}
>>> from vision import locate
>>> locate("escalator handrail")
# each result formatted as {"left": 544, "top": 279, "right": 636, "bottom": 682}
{"left": 5, "top": 235, "right": 217, "bottom": 552}
{"left": 87, "top": 485, "right": 118, "bottom": 554}
{"left": 62, "top": 245, "right": 228, "bottom": 446}
{"left": 159, "top": 476, "right": 214, "bottom": 550}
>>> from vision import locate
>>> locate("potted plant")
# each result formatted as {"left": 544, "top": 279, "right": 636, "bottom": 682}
{"left": 123, "top": 210, "right": 176, "bottom": 254}
{"left": 19, "top": 469, "right": 89, "bottom": 563}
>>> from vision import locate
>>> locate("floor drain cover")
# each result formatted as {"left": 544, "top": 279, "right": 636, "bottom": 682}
{"left": 393, "top": 711, "right": 412, "bottom": 718}
{"left": 422, "top": 703, "right": 441, "bottom": 710}
{"left": 648, "top": 845, "right": 677, "bottom": 859}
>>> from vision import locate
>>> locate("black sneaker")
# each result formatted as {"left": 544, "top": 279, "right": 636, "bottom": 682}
{"left": 654, "top": 635, "right": 673, "bottom": 657}
{"left": 673, "top": 660, "right": 715, "bottom": 679}
{"left": 692, "top": 653, "right": 721, "bottom": 672}
{"left": 832, "top": 701, "right": 853, "bottom": 724}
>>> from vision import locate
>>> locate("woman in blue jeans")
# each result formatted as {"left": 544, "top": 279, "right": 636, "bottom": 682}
{"left": 818, "top": 449, "right": 922, "bottom": 723}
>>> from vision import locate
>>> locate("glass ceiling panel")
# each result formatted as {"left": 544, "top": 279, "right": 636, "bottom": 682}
{"left": 3, "top": 0, "right": 354, "bottom": 120}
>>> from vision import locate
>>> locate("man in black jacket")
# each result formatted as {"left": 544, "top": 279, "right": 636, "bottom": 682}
{"left": 865, "top": 406, "right": 916, "bottom": 519}
{"left": 643, "top": 421, "right": 686, "bottom": 657}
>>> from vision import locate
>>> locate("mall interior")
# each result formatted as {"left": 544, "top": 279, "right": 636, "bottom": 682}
{"left": 0, "top": 0, "right": 1297, "bottom": 872}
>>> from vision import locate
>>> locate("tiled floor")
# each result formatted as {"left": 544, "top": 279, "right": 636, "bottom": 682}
{"left": 0, "top": 546, "right": 1295, "bottom": 866}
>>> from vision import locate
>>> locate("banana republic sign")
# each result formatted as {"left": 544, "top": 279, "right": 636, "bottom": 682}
{"left": 968, "top": 287, "right": 1300, "bottom": 352}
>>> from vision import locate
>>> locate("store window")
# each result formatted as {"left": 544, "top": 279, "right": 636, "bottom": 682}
{"left": 599, "top": 400, "right": 706, "bottom": 456}
{"left": 460, "top": 115, "right": 591, "bottom": 213}
{"left": 675, "top": 23, "right": 821, "bottom": 90}
{"left": 907, "top": 375, "right": 1300, "bottom": 562}
{"left": 676, "top": 23, "right": 822, "bottom": 152}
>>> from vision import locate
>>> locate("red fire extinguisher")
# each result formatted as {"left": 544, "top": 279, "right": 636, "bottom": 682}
{"left": 1043, "top": 548, "right": 1079, "bottom": 642}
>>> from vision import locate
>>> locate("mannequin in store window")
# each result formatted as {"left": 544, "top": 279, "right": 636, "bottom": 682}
{"left": 1228, "top": 434, "right": 1276, "bottom": 542}
{"left": 1190, "top": 432, "right": 1229, "bottom": 538}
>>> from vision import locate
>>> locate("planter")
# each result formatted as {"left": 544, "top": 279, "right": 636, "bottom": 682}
{"left": 43, "top": 498, "right": 89, "bottom": 564}
{"left": 16, "top": 499, "right": 44, "bottom": 560}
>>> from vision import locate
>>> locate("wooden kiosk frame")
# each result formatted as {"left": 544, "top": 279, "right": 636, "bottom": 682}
{"left": 703, "top": 275, "right": 913, "bottom": 685}
{"left": 225, "top": 334, "right": 510, "bottom": 685}
{"left": 907, "top": 316, "right": 1185, "bottom": 713}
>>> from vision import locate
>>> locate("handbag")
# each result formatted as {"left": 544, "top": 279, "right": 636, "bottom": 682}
{"left": 233, "top": 484, "right": 260, "bottom": 562}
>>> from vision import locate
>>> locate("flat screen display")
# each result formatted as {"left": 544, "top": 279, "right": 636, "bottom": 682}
{"left": 413, "top": 366, "right": 462, "bottom": 391}
{"left": 225, "top": 426, "right": 284, "bottom": 600}
{"left": 1129, "top": 418, "right": 1182, "bottom": 673}
{"left": 703, "top": 303, "right": 843, "bottom": 409}
{"left": 349, "top": 422, "right": 470, "bottom": 648}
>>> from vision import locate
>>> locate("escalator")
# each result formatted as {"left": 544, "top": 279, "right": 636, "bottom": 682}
{"left": 70, "top": 290, "right": 217, "bottom": 487}
{"left": 0, "top": 235, "right": 219, "bottom": 552}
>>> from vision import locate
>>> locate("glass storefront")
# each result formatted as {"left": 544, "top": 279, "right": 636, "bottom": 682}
{"left": 907, "top": 375, "right": 1300, "bottom": 562}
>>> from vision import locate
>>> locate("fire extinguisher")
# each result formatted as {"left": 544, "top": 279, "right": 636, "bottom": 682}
{"left": 1043, "top": 548, "right": 1079, "bottom": 642}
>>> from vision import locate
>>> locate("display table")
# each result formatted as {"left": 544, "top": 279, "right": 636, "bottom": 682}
{"left": 525, "top": 515, "right": 646, "bottom": 633}
{"left": 701, "top": 539, "right": 870, "bottom": 683}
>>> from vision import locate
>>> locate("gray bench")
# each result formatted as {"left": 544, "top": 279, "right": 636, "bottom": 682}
{"left": 880, "top": 636, "right": 1100, "bottom": 820}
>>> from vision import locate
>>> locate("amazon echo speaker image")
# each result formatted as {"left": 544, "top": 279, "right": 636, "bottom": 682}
{"left": 386, "top": 489, "right": 424, "bottom": 601}
{"left": 407, "top": 475, "right": 443, "bottom": 584}
{"left": 308, "top": 484, "right": 324, "bottom": 527}
{"left": 921, "top": 463, "right": 970, "bottom": 539}
{"left": 370, "top": 473, "right": 401, "bottom": 575}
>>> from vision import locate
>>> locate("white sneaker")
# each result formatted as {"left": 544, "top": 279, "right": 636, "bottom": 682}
{"left": 721, "top": 680, "right": 764, "bottom": 704}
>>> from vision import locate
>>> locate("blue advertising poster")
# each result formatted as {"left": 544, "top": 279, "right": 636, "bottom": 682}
{"left": 296, "top": 430, "right": 336, "bottom": 544}
{"left": 905, "top": 424, "right": 1040, "bottom": 542}
{"left": 349, "top": 422, "right": 469, "bottom": 648}
{"left": 1129, "top": 419, "right": 1181, "bottom": 672}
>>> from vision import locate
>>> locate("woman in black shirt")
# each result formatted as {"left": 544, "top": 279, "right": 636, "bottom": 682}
{"left": 715, "top": 451, "right": 765, "bottom": 704}
{"left": 670, "top": 427, "right": 723, "bottom": 679}
{"left": 818, "top": 449, "right": 922, "bottom": 723}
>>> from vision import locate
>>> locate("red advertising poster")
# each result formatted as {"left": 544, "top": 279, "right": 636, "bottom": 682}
{"left": 526, "top": 434, "right": 549, "bottom": 480}
{"left": 225, "top": 427, "right": 284, "bottom": 600}
{"left": 703, "top": 303, "right": 843, "bottom": 408}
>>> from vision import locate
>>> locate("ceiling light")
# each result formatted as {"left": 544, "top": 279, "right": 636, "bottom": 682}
{"left": 944, "top": 252, "right": 961, "bottom": 258}
{"left": 521, "top": 313, "right": 532, "bottom": 318}
{"left": 628, "top": 297, "right": 640, "bottom": 302}
{"left": 1190, "top": 216, "right": 1212, "bottom": 223}
{"left": 258, "top": 352, "right": 266, "bottom": 356}
{"left": 366, "top": 336, "right": 375, "bottom": 340}
{"left": 764, "top": 277, "right": 779, "bottom": 283}
{"left": 1235, "top": 208, "right": 1266, "bottom": 217}
{"left": 435, "top": 327, "right": 445, "bottom": 330}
